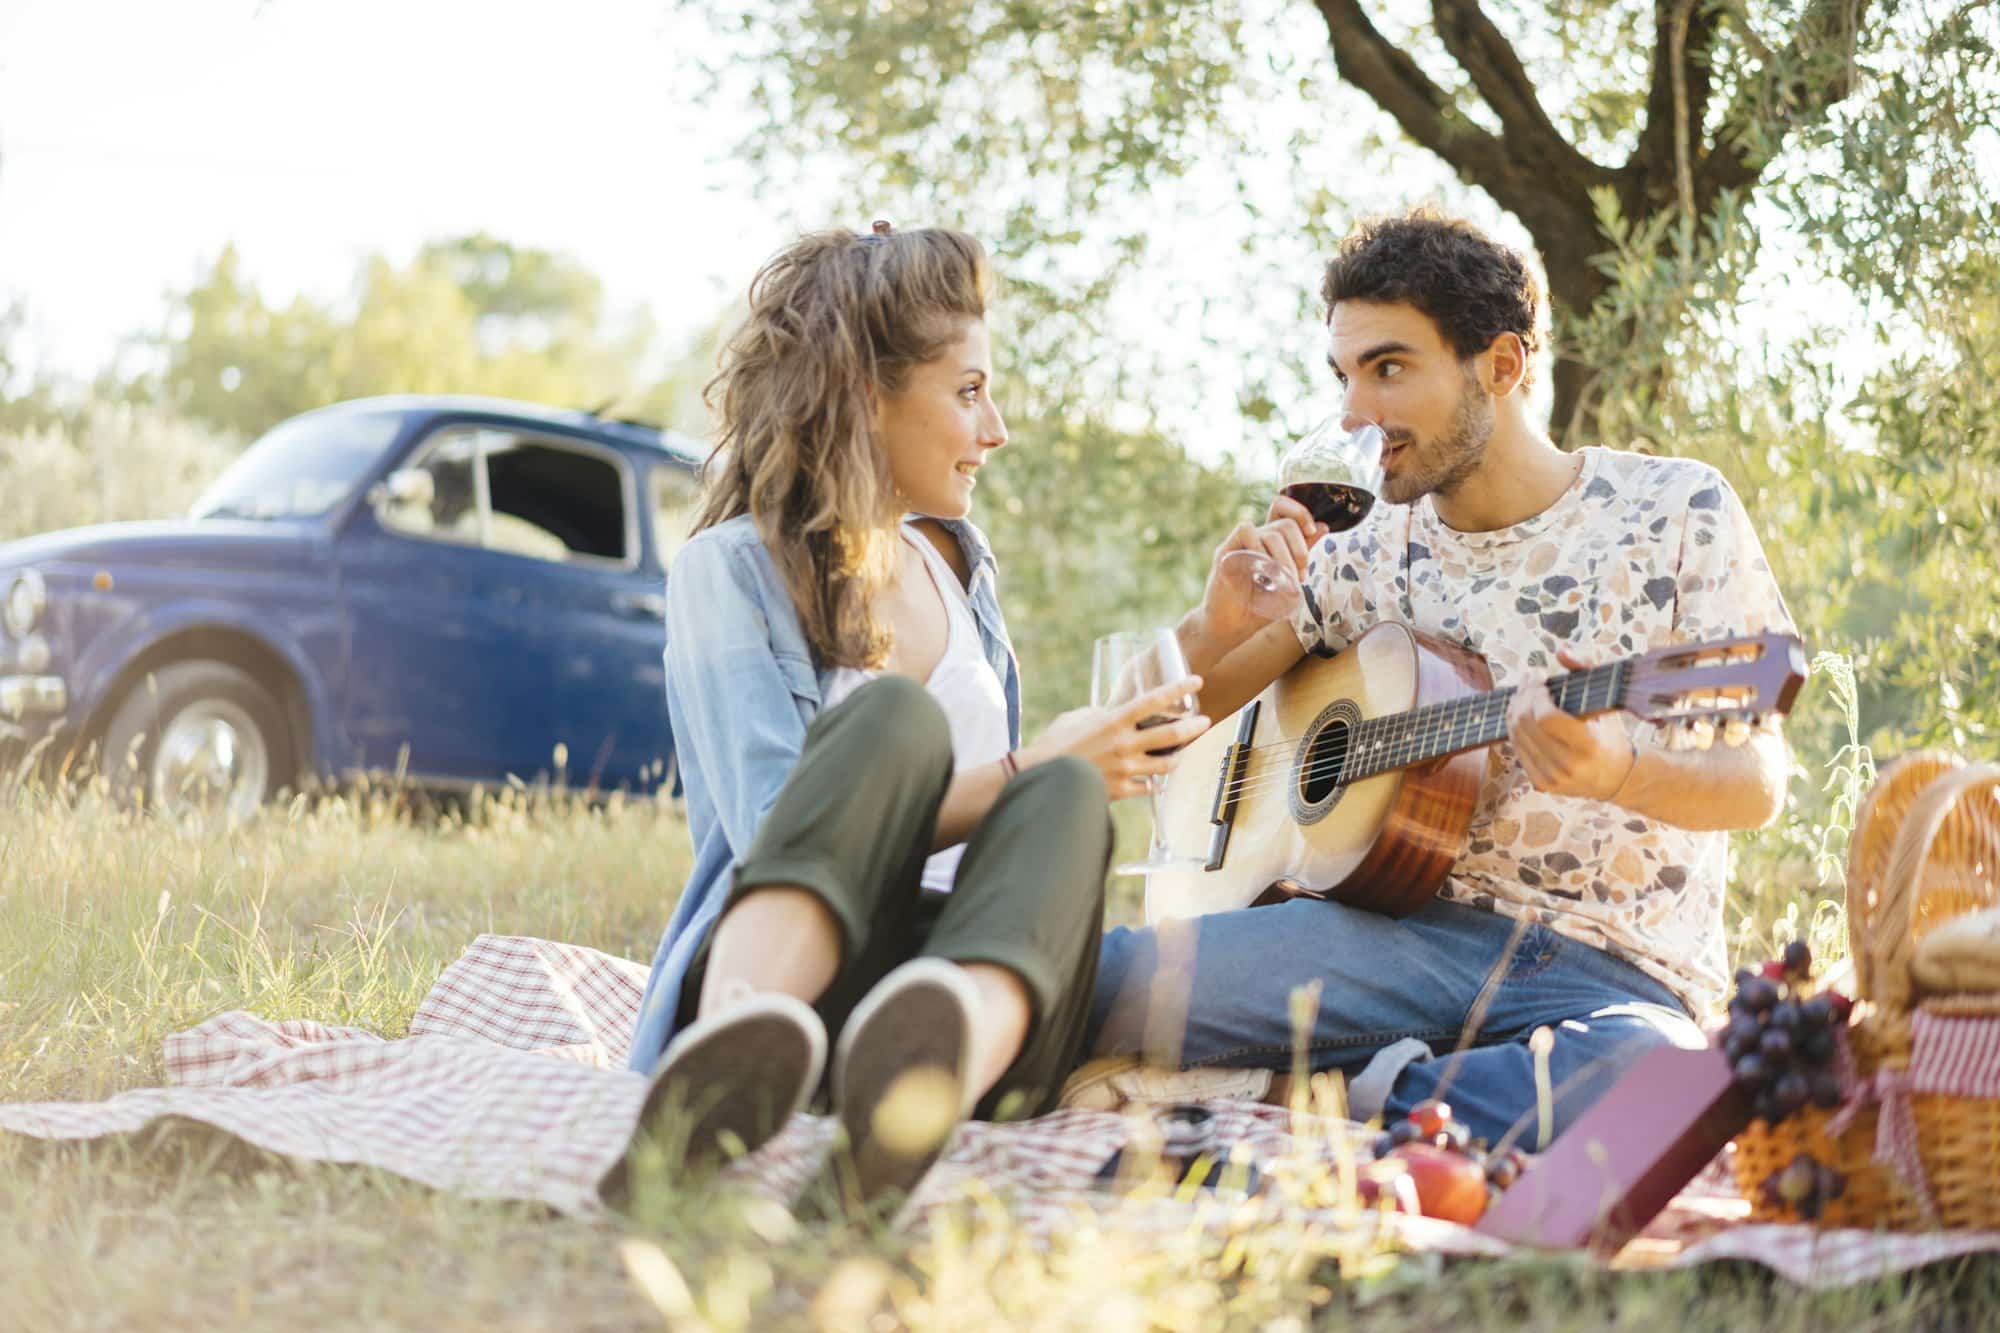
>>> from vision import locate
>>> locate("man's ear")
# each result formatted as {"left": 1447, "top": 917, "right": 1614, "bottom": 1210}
{"left": 1481, "top": 332, "right": 1530, "bottom": 397}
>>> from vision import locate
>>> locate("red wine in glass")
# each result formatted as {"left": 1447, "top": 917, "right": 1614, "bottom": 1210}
{"left": 1280, "top": 480, "right": 1376, "bottom": 533}
{"left": 1216, "top": 419, "right": 1387, "bottom": 621}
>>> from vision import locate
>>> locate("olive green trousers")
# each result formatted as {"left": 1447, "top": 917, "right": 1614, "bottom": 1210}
{"left": 679, "top": 674, "right": 1113, "bottom": 1120}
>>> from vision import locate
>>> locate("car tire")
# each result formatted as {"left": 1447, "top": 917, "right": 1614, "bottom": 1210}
{"left": 101, "top": 659, "right": 296, "bottom": 819}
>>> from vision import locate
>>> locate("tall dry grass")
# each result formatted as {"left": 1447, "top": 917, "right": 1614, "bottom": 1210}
{"left": 0, "top": 402, "right": 241, "bottom": 544}
{"left": 3, "top": 786, "right": 1995, "bottom": 1330}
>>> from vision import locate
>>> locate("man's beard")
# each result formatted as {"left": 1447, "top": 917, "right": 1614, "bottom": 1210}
{"left": 1381, "top": 367, "right": 1495, "bottom": 506}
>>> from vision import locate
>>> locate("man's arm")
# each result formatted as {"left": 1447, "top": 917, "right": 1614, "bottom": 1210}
{"left": 1505, "top": 648, "right": 1789, "bottom": 831}
{"left": 1178, "top": 613, "right": 1305, "bottom": 725}
{"left": 1614, "top": 730, "right": 1789, "bottom": 831}
{"left": 1174, "top": 495, "right": 1322, "bottom": 723}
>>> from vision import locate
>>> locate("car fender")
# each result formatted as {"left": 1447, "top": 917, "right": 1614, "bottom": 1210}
{"left": 72, "top": 599, "right": 351, "bottom": 774}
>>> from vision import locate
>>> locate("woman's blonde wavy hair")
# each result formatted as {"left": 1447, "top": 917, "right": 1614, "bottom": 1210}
{"left": 694, "top": 226, "right": 989, "bottom": 670}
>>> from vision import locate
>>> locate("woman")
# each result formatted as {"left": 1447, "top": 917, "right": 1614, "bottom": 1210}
{"left": 613, "top": 224, "right": 1225, "bottom": 1209}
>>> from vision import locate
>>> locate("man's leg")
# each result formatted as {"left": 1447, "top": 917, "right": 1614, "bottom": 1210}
{"left": 1382, "top": 916, "right": 1707, "bottom": 1145}
{"left": 1090, "top": 897, "right": 1517, "bottom": 1076}
{"left": 1089, "top": 897, "right": 1703, "bottom": 1144}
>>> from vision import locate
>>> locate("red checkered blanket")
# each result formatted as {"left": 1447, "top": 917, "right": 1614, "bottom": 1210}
{"left": 5, "top": 934, "right": 1998, "bottom": 1287}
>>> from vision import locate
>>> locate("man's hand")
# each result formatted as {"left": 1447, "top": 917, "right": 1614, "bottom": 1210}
{"left": 1505, "top": 648, "right": 1639, "bottom": 803}
{"left": 1188, "top": 495, "right": 1327, "bottom": 654}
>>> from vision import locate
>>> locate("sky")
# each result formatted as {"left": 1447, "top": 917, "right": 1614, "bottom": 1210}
{"left": 0, "top": 0, "right": 796, "bottom": 383}
{"left": 0, "top": 0, "right": 1900, "bottom": 463}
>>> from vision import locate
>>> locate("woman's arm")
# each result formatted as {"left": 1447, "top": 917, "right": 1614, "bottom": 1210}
{"left": 663, "top": 535, "right": 813, "bottom": 855}
{"left": 927, "top": 678, "right": 1217, "bottom": 850}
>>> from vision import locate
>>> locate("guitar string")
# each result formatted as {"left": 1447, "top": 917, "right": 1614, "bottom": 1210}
{"left": 1199, "top": 676, "right": 1592, "bottom": 803}
{"left": 1207, "top": 672, "right": 1762, "bottom": 806}
{"left": 1225, "top": 663, "right": 1619, "bottom": 760}
{"left": 1197, "top": 663, "right": 1758, "bottom": 804}
{"left": 1207, "top": 665, "right": 1617, "bottom": 794}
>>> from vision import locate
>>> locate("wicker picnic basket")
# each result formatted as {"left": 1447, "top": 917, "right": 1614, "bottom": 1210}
{"left": 1732, "top": 750, "right": 2000, "bottom": 1229}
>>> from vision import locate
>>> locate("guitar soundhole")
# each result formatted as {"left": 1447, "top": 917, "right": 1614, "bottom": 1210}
{"left": 1291, "top": 697, "right": 1363, "bottom": 826}
{"left": 1301, "top": 720, "right": 1352, "bottom": 803}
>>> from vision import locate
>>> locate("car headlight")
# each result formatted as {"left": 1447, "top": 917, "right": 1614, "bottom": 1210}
{"left": 3, "top": 569, "right": 46, "bottom": 638}
{"left": 17, "top": 632, "right": 52, "bottom": 674}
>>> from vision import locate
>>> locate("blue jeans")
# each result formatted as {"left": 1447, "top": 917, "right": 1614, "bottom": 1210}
{"left": 1089, "top": 897, "right": 1705, "bottom": 1148}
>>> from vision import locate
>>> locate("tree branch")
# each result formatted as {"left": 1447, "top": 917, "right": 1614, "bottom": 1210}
{"left": 1314, "top": 0, "right": 1615, "bottom": 275}
{"left": 1632, "top": 0, "right": 1722, "bottom": 197}
{"left": 1311, "top": 0, "right": 1509, "bottom": 183}
{"left": 1429, "top": 0, "right": 1603, "bottom": 181}
{"left": 1696, "top": 0, "right": 1875, "bottom": 201}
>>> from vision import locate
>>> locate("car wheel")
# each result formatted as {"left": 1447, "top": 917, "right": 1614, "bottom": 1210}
{"left": 101, "top": 660, "right": 295, "bottom": 821}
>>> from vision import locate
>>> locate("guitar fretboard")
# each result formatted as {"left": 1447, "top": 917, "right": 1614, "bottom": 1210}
{"left": 1334, "top": 660, "right": 1630, "bottom": 784}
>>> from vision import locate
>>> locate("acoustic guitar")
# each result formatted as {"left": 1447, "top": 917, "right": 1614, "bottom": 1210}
{"left": 1144, "top": 623, "right": 1806, "bottom": 924}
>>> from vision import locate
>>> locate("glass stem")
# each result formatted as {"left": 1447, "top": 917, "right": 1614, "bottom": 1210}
{"left": 1146, "top": 776, "right": 1173, "bottom": 861}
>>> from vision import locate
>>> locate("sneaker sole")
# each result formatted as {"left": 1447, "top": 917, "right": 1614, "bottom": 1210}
{"left": 601, "top": 999, "right": 823, "bottom": 1204}
{"left": 833, "top": 962, "right": 975, "bottom": 1207}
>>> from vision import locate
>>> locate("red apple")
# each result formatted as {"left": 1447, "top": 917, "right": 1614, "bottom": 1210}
{"left": 1389, "top": 1143, "right": 1490, "bottom": 1225}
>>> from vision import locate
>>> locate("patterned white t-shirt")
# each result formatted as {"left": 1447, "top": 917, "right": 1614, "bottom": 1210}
{"left": 1289, "top": 446, "right": 1795, "bottom": 1015}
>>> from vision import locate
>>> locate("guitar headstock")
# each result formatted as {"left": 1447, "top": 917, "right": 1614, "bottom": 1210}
{"left": 1624, "top": 632, "right": 1806, "bottom": 745}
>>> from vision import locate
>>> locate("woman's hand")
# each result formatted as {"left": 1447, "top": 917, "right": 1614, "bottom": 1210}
{"left": 1188, "top": 496, "right": 1327, "bottom": 655}
{"left": 1020, "top": 677, "right": 1210, "bottom": 800}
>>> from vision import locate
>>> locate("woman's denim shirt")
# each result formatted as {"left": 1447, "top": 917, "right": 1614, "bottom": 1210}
{"left": 627, "top": 513, "right": 1021, "bottom": 1073}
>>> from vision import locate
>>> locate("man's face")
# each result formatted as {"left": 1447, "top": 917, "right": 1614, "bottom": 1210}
{"left": 1326, "top": 300, "right": 1494, "bottom": 507}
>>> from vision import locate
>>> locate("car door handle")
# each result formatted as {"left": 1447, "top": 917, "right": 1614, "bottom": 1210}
{"left": 612, "top": 590, "right": 667, "bottom": 620}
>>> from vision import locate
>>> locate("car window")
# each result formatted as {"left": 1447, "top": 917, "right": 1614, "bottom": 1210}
{"left": 376, "top": 428, "right": 632, "bottom": 565}
{"left": 652, "top": 465, "right": 699, "bottom": 569}
{"left": 192, "top": 411, "right": 403, "bottom": 520}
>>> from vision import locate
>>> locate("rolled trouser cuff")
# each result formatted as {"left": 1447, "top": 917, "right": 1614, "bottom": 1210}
{"left": 1346, "top": 1037, "right": 1435, "bottom": 1123}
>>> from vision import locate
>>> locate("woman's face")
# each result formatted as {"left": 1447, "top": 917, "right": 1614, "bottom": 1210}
{"left": 875, "top": 318, "right": 1008, "bottom": 521}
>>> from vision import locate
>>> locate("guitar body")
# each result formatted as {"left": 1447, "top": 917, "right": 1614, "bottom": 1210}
{"left": 1145, "top": 622, "right": 1494, "bottom": 923}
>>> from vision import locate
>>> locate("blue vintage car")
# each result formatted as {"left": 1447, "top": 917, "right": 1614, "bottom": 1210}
{"left": 0, "top": 395, "right": 704, "bottom": 816}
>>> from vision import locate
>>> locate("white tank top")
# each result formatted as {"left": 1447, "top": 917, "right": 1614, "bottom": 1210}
{"left": 821, "top": 526, "right": 1012, "bottom": 893}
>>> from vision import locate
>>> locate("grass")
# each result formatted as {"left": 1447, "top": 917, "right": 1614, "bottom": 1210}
{"left": 5, "top": 782, "right": 1999, "bottom": 1330}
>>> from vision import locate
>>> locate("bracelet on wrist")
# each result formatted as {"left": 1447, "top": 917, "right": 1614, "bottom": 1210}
{"left": 1607, "top": 738, "right": 1640, "bottom": 805}
{"left": 1000, "top": 751, "right": 1021, "bottom": 780}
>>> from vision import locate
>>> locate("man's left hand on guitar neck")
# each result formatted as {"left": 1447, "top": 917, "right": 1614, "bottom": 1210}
{"left": 1507, "top": 648, "right": 1789, "bottom": 832}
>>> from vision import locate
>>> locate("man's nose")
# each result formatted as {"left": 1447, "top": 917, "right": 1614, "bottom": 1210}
{"left": 1339, "top": 401, "right": 1380, "bottom": 435}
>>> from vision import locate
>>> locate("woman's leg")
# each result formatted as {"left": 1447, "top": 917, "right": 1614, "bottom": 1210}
{"left": 681, "top": 673, "right": 955, "bottom": 1032}
{"left": 917, "top": 755, "right": 1114, "bottom": 1120}
{"left": 619, "top": 676, "right": 953, "bottom": 1192}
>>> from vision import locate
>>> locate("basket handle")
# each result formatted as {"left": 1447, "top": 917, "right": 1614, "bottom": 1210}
{"left": 1868, "top": 762, "right": 2000, "bottom": 1013}
{"left": 1845, "top": 750, "right": 1963, "bottom": 1005}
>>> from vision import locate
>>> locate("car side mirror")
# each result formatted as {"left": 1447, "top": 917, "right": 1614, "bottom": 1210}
{"left": 368, "top": 468, "right": 435, "bottom": 520}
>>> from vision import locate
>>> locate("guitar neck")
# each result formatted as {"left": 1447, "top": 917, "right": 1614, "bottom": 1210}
{"left": 1342, "top": 659, "right": 1630, "bottom": 784}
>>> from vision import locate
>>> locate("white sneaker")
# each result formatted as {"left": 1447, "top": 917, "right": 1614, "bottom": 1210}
{"left": 600, "top": 990, "right": 826, "bottom": 1204}
{"left": 831, "top": 958, "right": 980, "bottom": 1208}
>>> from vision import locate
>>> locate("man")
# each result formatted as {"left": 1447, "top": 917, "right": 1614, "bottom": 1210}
{"left": 1087, "top": 210, "right": 1795, "bottom": 1147}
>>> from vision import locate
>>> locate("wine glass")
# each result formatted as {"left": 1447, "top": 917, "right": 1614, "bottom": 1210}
{"left": 1215, "top": 417, "right": 1389, "bottom": 619}
{"left": 1092, "top": 628, "right": 1205, "bottom": 876}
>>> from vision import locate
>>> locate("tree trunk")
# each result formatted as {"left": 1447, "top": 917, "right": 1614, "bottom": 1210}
{"left": 1538, "top": 230, "right": 1614, "bottom": 448}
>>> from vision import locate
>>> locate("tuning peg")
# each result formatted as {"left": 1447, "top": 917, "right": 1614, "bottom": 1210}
{"left": 1688, "top": 717, "right": 1716, "bottom": 751}
{"left": 1721, "top": 715, "right": 1751, "bottom": 747}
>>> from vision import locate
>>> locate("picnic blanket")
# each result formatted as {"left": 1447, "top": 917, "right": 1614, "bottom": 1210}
{"left": 7, "top": 934, "right": 2000, "bottom": 1288}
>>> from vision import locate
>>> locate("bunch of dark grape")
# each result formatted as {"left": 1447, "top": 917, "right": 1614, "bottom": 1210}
{"left": 1721, "top": 937, "right": 1854, "bottom": 1125}
{"left": 1759, "top": 1150, "right": 1848, "bottom": 1221}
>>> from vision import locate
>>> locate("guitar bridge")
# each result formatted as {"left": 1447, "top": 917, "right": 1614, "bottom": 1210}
{"left": 1204, "top": 700, "right": 1260, "bottom": 872}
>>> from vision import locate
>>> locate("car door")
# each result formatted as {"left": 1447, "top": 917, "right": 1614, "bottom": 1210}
{"left": 335, "top": 423, "right": 661, "bottom": 787}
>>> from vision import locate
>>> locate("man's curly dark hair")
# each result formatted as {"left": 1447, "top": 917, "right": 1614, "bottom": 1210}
{"left": 1319, "top": 209, "right": 1546, "bottom": 387}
